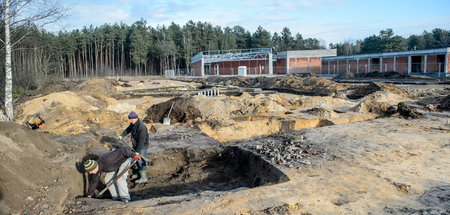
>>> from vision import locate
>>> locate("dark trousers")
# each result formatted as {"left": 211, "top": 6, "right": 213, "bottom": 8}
{"left": 136, "top": 148, "right": 148, "bottom": 171}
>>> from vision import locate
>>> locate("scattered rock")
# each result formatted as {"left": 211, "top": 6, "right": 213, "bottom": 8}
{"left": 393, "top": 182, "right": 411, "bottom": 193}
{"left": 298, "top": 160, "right": 312, "bottom": 165}
{"left": 246, "top": 135, "right": 318, "bottom": 168}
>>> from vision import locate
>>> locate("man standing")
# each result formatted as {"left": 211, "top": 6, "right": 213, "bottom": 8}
{"left": 118, "top": 111, "right": 149, "bottom": 183}
{"left": 84, "top": 147, "right": 142, "bottom": 202}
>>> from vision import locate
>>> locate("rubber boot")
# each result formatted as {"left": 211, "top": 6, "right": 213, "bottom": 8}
{"left": 135, "top": 170, "right": 148, "bottom": 183}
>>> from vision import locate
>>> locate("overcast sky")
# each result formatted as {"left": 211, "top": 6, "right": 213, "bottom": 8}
{"left": 59, "top": 0, "right": 450, "bottom": 45}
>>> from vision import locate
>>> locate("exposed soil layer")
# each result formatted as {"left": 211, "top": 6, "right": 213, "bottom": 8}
{"left": 0, "top": 122, "right": 83, "bottom": 215}
{"left": 4, "top": 77, "right": 449, "bottom": 215}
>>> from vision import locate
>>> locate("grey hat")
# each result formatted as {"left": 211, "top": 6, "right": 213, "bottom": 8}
{"left": 84, "top": 159, "right": 98, "bottom": 172}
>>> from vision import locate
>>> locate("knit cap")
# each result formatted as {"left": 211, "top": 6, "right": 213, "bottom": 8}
{"left": 84, "top": 159, "right": 98, "bottom": 172}
{"left": 128, "top": 111, "right": 138, "bottom": 119}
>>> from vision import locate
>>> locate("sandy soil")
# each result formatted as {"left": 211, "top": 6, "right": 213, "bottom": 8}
{"left": 64, "top": 112, "right": 450, "bottom": 215}
{"left": 1, "top": 76, "right": 449, "bottom": 215}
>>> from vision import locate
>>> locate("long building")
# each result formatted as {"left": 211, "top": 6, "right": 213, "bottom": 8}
{"left": 190, "top": 47, "right": 450, "bottom": 77}
{"left": 322, "top": 47, "right": 450, "bottom": 77}
{"left": 191, "top": 48, "right": 337, "bottom": 76}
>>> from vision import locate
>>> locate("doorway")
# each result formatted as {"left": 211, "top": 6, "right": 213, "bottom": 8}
{"left": 411, "top": 56, "right": 422, "bottom": 73}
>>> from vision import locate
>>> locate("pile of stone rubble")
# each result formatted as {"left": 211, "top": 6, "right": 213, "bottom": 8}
{"left": 246, "top": 135, "right": 324, "bottom": 168}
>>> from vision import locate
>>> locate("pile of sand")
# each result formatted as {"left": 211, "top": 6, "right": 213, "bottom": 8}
{"left": 15, "top": 91, "right": 97, "bottom": 135}
{"left": 0, "top": 122, "right": 80, "bottom": 214}
{"left": 352, "top": 91, "right": 412, "bottom": 114}
{"left": 15, "top": 79, "right": 129, "bottom": 136}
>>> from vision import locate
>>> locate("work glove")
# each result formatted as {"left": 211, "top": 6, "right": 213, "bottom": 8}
{"left": 133, "top": 153, "right": 141, "bottom": 161}
{"left": 117, "top": 136, "right": 122, "bottom": 140}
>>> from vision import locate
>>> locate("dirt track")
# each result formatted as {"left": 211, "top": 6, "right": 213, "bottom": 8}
{"left": 1, "top": 76, "right": 449, "bottom": 214}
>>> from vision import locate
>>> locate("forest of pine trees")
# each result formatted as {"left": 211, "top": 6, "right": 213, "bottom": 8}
{"left": 1, "top": 19, "right": 449, "bottom": 91}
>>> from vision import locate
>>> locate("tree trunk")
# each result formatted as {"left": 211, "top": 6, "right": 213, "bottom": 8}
{"left": 121, "top": 41, "right": 124, "bottom": 76}
{"left": 2, "top": 0, "right": 13, "bottom": 121}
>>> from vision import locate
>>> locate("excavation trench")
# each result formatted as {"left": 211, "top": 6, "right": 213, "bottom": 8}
{"left": 128, "top": 146, "right": 289, "bottom": 200}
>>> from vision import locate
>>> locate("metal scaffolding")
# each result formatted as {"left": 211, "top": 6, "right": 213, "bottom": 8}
{"left": 191, "top": 48, "right": 274, "bottom": 76}
{"left": 192, "top": 48, "right": 273, "bottom": 64}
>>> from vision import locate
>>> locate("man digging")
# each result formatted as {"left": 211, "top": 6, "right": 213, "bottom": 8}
{"left": 84, "top": 147, "right": 142, "bottom": 202}
{"left": 118, "top": 111, "right": 150, "bottom": 183}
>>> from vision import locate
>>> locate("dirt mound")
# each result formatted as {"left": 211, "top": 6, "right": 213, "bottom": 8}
{"left": 145, "top": 94, "right": 298, "bottom": 124}
{"left": 75, "top": 79, "right": 120, "bottom": 96}
{"left": 0, "top": 122, "right": 81, "bottom": 214}
{"left": 13, "top": 78, "right": 159, "bottom": 136}
{"left": 38, "top": 80, "right": 81, "bottom": 95}
{"left": 205, "top": 76, "right": 348, "bottom": 96}
{"left": 410, "top": 88, "right": 450, "bottom": 99}
{"left": 298, "top": 95, "right": 352, "bottom": 109}
{"left": 439, "top": 95, "right": 450, "bottom": 111}
{"left": 419, "top": 95, "right": 450, "bottom": 111}
{"left": 14, "top": 90, "right": 128, "bottom": 136}
{"left": 353, "top": 91, "right": 412, "bottom": 114}
{"left": 347, "top": 82, "right": 409, "bottom": 99}
{"left": 303, "top": 107, "right": 339, "bottom": 118}
{"left": 334, "top": 71, "right": 412, "bottom": 80}
{"left": 15, "top": 91, "right": 98, "bottom": 135}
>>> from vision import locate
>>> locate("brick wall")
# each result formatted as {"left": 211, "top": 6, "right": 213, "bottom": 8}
{"left": 447, "top": 54, "right": 450, "bottom": 74}
{"left": 289, "top": 58, "right": 308, "bottom": 73}
{"left": 358, "top": 59, "right": 368, "bottom": 73}
{"left": 347, "top": 60, "right": 357, "bottom": 73}
{"left": 396, "top": 57, "right": 408, "bottom": 73}
{"left": 211, "top": 60, "right": 269, "bottom": 75}
{"left": 381, "top": 58, "right": 394, "bottom": 72}
{"left": 274, "top": 59, "right": 286, "bottom": 74}
{"left": 310, "top": 57, "right": 321, "bottom": 73}
{"left": 426, "top": 55, "right": 437, "bottom": 73}
{"left": 191, "top": 61, "right": 202, "bottom": 76}
{"left": 330, "top": 60, "right": 336, "bottom": 74}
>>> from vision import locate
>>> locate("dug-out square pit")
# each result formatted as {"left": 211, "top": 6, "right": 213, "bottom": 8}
{"left": 128, "top": 146, "right": 289, "bottom": 200}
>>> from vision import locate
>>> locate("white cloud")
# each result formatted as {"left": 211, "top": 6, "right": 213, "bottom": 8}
{"left": 69, "top": 4, "right": 131, "bottom": 27}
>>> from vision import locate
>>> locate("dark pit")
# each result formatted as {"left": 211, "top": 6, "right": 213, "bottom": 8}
{"left": 129, "top": 146, "right": 289, "bottom": 200}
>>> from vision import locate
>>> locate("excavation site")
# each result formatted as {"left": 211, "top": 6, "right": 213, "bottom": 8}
{"left": 1, "top": 75, "right": 449, "bottom": 215}
{"left": 128, "top": 147, "right": 289, "bottom": 201}
{"left": 2, "top": 1, "right": 450, "bottom": 214}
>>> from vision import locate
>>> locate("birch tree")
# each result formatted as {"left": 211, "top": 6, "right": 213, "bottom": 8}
{"left": 0, "top": 0, "right": 65, "bottom": 121}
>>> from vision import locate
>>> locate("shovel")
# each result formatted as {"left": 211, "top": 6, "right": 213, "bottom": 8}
{"left": 98, "top": 160, "right": 137, "bottom": 196}
{"left": 163, "top": 102, "right": 175, "bottom": 125}
{"left": 117, "top": 139, "right": 150, "bottom": 164}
